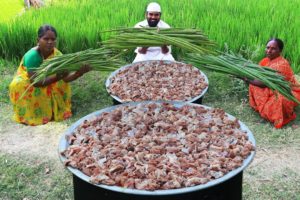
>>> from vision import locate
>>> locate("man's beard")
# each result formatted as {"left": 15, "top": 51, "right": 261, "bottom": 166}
{"left": 147, "top": 19, "right": 160, "bottom": 27}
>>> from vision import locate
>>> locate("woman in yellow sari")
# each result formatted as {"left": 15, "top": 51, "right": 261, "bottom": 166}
{"left": 9, "top": 25, "right": 90, "bottom": 126}
{"left": 248, "top": 38, "right": 300, "bottom": 128}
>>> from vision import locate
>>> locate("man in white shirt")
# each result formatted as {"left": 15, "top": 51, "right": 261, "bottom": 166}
{"left": 133, "top": 2, "right": 175, "bottom": 63}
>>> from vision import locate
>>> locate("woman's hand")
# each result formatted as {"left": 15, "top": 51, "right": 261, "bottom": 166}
{"left": 56, "top": 71, "right": 69, "bottom": 80}
{"left": 241, "top": 77, "right": 249, "bottom": 82}
{"left": 238, "top": 76, "right": 266, "bottom": 88}
{"left": 28, "top": 71, "right": 68, "bottom": 87}
{"left": 249, "top": 79, "right": 267, "bottom": 88}
{"left": 62, "top": 64, "right": 92, "bottom": 82}
{"left": 77, "top": 64, "right": 92, "bottom": 75}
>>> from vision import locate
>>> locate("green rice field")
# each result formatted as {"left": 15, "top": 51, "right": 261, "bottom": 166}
{"left": 0, "top": 0, "right": 299, "bottom": 72}
{"left": 1, "top": 1, "right": 300, "bottom": 199}
{"left": 0, "top": 0, "right": 23, "bottom": 22}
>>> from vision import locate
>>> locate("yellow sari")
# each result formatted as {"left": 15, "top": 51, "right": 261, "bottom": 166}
{"left": 9, "top": 48, "right": 72, "bottom": 125}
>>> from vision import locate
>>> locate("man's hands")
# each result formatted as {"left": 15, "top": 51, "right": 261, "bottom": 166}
{"left": 138, "top": 46, "right": 169, "bottom": 54}
{"left": 161, "top": 45, "right": 169, "bottom": 54}
{"left": 138, "top": 47, "right": 148, "bottom": 54}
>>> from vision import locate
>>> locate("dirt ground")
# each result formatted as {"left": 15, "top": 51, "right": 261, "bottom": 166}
{"left": 0, "top": 123, "right": 67, "bottom": 165}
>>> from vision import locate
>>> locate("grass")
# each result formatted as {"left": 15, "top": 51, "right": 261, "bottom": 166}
{"left": 243, "top": 168, "right": 300, "bottom": 200}
{"left": 1, "top": 57, "right": 300, "bottom": 199}
{"left": 0, "top": 0, "right": 24, "bottom": 23}
{"left": 1, "top": 1, "right": 300, "bottom": 198}
{"left": 0, "top": 59, "right": 17, "bottom": 103}
{"left": 0, "top": 153, "right": 73, "bottom": 200}
{"left": 67, "top": 71, "right": 114, "bottom": 123}
{"left": 0, "top": 0, "right": 299, "bottom": 71}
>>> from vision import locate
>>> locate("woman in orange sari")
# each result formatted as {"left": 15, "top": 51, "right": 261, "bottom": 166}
{"left": 248, "top": 38, "right": 300, "bottom": 128}
{"left": 9, "top": 25, "right": 90, "bottom": 126}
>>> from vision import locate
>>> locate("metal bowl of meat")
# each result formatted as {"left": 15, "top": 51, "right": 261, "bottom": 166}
{"left": 105, "top": 60, "right": 209, "bottom": 103}
{"left": 59, "top": 101, "right": 255, "bottom": 196}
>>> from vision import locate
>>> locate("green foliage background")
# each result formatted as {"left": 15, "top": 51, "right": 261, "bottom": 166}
{"left": 1, "top": 2, "right": 300, "bottom": 199}
{"left": 0, "top": 0, "right": 299, "bottom": 71}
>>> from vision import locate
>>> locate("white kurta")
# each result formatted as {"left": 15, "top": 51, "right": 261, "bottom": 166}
{"left": 133, "top": 20, "right": 175, "bottom": 63}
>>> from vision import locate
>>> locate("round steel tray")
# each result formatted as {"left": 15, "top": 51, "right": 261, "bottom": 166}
{"left": 59, "top": 101, "right": 255, "bottom": 196}
{"left": 105, "top": 60, "right": 209, "bottom": 103}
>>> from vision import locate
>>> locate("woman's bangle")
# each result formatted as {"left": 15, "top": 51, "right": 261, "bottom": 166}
{"left": 56, "top": 74, "right": 64, "bottom": 80}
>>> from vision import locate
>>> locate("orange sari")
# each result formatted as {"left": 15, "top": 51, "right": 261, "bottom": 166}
{"left": 249, "top": 56, "right": 300, "bottom": 128}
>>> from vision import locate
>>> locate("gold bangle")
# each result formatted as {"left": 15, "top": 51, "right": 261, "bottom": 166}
{"left": 57, "top": 74, "right": 63, "bottom": 80}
